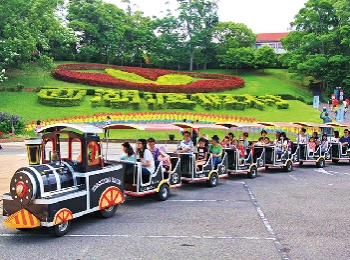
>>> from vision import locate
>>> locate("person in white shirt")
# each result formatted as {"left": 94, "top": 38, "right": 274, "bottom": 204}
{"left": 174, "top": 131, "right": 194, "bottom": 153}
{"left": 296, "top": 128, "right": 308, "bottom": 144}
{"left": 136, "top": 139, "right": 155, "bottom": 181}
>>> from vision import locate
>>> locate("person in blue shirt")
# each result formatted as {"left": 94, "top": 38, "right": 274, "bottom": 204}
{"left": 119, "top": 142, "right": 136, "bottom": 162}
{"left": 339, "top": 129, "right": 350, "bottom": 152}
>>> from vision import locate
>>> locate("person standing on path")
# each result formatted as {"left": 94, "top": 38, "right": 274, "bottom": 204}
{"left": 320, "top": 112, "right": 332, "bottom": 123}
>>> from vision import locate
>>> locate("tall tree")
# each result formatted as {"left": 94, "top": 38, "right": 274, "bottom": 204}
{"left": 67, "top": 0, "right": 126, "bottom": 63}
{"left": 280, "top": 0, "right": 350, "bottom": 94}
{"left": 254, "top": 45, "right": 277, "bottom": 73}
{"left": 177, "top": 0, "right": 219, "bottom": 71}
{"left": 213, "top": 22, "right": 256, "bottom": 70}
{"left": 0, "top": 0, "right": 67, "bottom": 68}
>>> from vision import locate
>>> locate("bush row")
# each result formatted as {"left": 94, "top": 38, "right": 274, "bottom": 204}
{"left": 38, "top": 88, "right": 87, "bottom": 107}
{"left": 87, "top": 90, "right": 289, "bottom": 110}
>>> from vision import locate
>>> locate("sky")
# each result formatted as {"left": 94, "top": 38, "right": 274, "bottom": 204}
{"left": 104, "top": 0, "right": 307, "bottom": 33}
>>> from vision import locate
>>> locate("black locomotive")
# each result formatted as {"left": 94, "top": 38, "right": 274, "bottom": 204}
{"left": 3, "top": 124, "right": 125, "bottom": 236}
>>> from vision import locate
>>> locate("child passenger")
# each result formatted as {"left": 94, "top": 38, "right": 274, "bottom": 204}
{"left": 158, "top": 146, "right": 172, "bottom": 173}
{"left": 308, "top": 137, "right": 316, "bottom": 153}
{"left": 237, "top": 140, "right": 246, "bottom": 165}
{"left": 196, "top": 138, "right": 209, "bottom": 171}
{"left": 220, "top": 136, "right": 231, "bottom": 148}
{"left": 320, "top": 134, "right": 329, "bottom": 153}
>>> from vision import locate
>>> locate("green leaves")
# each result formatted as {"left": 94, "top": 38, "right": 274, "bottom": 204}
{"left": 282, "top": 0, "right": 350, "bottom": 95}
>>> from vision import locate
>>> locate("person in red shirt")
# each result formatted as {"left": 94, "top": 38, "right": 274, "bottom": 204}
{"left": 333, "top": 99, "right": 339, "bottom": 108}
{"left": 237, "top": 140, "right": 246, "bottom": 165}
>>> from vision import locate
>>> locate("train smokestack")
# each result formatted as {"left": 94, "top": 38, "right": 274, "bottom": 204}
{"left": 24, "top": 138, "right": 42, "bottom": 165}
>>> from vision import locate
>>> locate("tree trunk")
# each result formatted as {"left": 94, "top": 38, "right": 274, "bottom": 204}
{"left": 189, "top": 45, "right": 194, "bottom": 71}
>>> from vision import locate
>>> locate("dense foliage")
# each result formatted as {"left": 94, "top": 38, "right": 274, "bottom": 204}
{"left": 0, "top": 0, "right": 277, "bottom": 73}
{"left": 0, "top": 112, "right": 25, "bottom": 135}
{"left": 280, "top": 0, "right": 350, "bottom": 95}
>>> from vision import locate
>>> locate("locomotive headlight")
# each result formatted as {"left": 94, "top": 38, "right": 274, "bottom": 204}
{"left": 15, "top": 181, "right": 28, "bottom": 198}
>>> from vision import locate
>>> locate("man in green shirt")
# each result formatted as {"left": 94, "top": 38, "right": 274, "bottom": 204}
{"left": 209, "top": 135, "right": 222, "bottom": 168}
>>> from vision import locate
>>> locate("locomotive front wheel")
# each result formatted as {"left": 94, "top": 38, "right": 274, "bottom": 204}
{"left": 207, "top": 172, "right": 218, "bottom": 187}
{"left": 48, "top": 221, "right": 71, "bottom": 237}
{"left": 95, "top": 205, "right": 118, "bottom": 218}
{"left": 156, "top": 184, "right": 170, "bottom": 201}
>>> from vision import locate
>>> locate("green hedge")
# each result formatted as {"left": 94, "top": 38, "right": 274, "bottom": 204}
{"left": 38, "top": 88, "right": 87, "bottom": 107}
{"left": 38, "top": 87, "right": 290, "bottom": 111}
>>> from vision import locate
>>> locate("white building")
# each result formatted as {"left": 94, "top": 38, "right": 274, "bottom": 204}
{"left": 255, "top": 32, "right": 289, "bottom": 54}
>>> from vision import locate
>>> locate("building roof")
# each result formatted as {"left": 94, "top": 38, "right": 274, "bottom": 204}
{"left": 256, "top": 32, "right": 289, "bottom": 42}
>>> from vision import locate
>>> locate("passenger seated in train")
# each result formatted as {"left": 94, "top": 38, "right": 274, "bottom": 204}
{"left": 308, "top": 137, "right": 316, "bottom": 155}
{"left": 275, "top": 132, "right": 288, "bottom": 159}
{"left": 331, "top": 131, "right": 340, "bottom": 142}
{"left": 136, "top": 139, "right": 155, "bottom": 181}
{"left": 220, "top": 136, "right": 231, "bottom": 148}
{"left": 296, "top": 128, "right": 308, "bottom": 144}
{"left": 232, "top": 139, "right": 238, "bottom": 149}
{"left": 320, "top": 134, "right": 329, "bottom": 154}
{"left": 226, "top": 132, "right": 235, "bottom": 146}
{"left": 254, "top": 137, "right": 265, "bottom": 146}
{"left": 260, "top": 130, "right": 267, "bottom": 140}
{"left": 242, "top": 132, "right": 249, "bottom": 147}
{"left": 273, "top": 131, "right": 280, "bottom": 145}
{"left": 196, "top": 138, "right": 209, "bottom": 171}
{"left": 174, "top": 131, "right": 194, "bottom": 153}
{"left": 119, "top": 142, "right": 136, "bottom": 162}
{"left": 339, "top": 129, "right": 350, "bottom": 153}
{"left": 209, "top": 135, "right": 222, "bottom": 168}
{"left": 157, "top": 146, "right": 172, "bottom": 173}
{"left": 199, "top": 134, "right": 209, "bottom": 148}
{"left": 51, "top": 152, "right": 61, "bottom": 166}
{"left": 237, "top": 140, "right": 246, "bottom": 165}
{"left": 264, "top": 137, "right": 271, "bottom": 145}
{"left": 147, "top": 137, "right": 159, "bottom": 161}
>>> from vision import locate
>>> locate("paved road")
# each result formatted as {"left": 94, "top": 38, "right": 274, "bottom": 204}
{"left": 1, "top": 149, "right": 350, "bottom": 259}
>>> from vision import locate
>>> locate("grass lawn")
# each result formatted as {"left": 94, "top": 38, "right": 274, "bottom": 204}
{"left": 0, "top": 63, "right": 321, "bottom": 128}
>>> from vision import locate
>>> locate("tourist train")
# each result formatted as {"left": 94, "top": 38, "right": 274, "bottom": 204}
{"left": 2, "top": 121, "right": 349, "bottom": 236}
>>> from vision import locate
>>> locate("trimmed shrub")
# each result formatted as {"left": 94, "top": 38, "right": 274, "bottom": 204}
{"left": 38, "top": 88, "right": 87, "bottom": 107}
{"left": 276, "top": 101, "right": 289, "bottom": 109}
{"left": 225, "top": 101, "right": 246, "bottom": 110}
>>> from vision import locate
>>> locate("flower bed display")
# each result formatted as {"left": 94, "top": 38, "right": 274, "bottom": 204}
{"left": 53, "top": 64, "right": 245, "bottom": 93}
{"left": 25, "top": 112, "right": 258, "bottom": 132}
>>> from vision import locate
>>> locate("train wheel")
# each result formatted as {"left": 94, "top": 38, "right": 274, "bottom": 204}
{"left": 98, "top": 186, "right": 124, "bottom": 210}
{"left": 156, "top": 184, "right": 170, "bottom": 201}
{"left": 316, "top": 158, "right": 325, "bottom": 168}
{"left": 332, "top": 159, "right": 339, "bottom": 164}
{"left": 48, "top": 221, "right": 71, "bottom": 237}
{"left": 299, "top": 161, "right": 304, "bottom": 166}
{"left": 247, "top": 166, "right": 257, "bottom": 179}
{"left": 53, "top": 208, "right": 73, "bottom": 225}
{"left": 284, "top": 161, "right": 293, "bottom": 172}
{"left": 95, "top": 205, "right": 118, "bottom": 218}
{"left": 207, "top": 172, "right": 218, "bottom": 187}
